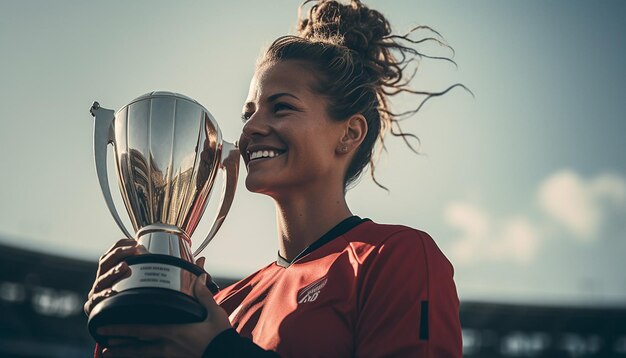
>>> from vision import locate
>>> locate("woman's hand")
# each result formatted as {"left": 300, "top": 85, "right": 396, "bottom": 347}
{"left": 84, "top": 238, "right": 147, "bottom": 316}
{"left": 97, "top": 262, "right": 233, "bottom": 358}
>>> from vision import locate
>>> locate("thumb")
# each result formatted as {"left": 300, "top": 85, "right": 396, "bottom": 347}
{"left": 195, "top": 256, "right": 206, "bottom": 267}
{"left": 194, "top": 273, "right": 218, "bottom": 310}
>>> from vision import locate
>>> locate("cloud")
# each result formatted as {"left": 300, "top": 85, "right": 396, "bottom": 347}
{"left": 537, "top": 170, "right": 626, "bottom": 241}
{"left": 445, "top": 202, "right": 540, "bottom": 265}
{"left": 445, "top": 170, "right": 626, "bottom": 265}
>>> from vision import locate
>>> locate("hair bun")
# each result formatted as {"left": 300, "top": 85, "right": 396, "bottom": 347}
{"left": 297, "top": 0, "right": 390, "bottom": 55}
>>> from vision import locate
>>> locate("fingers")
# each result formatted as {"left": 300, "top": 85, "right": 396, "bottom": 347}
{"left": 102, "top": 341, "right": 167, "bottom": 358}
{"left": 195, "top": 256, "right": 206, "bottom": 267}
{"left": 91, "top": 261, "right": 130, "bottom": 296}
{"left": 99, "top": 243, "right": 145, "bottom": 275}
{"left": 86, "top": 240, "right": 142, "bottom": 317}
{"left": 192, "top": 274, "right": 232, "bottom": 338}
{"left": 99, "top": 238, "right": 136, "bottom": 268}
{"left": 194, "top": 257, "right": 219, "bottom": 294}
{"left": 194, "top": 274, "right": 219, "bottom": 310}
{"left": 207, "top": 280, "right": 220, "bottom": 295}
{"left": 84, "top": 288, "right": 116, "bottom": 316}
{"left": 106, "top": 337, "right": 142, "bottom": 347}
{"left": 104, "top": 238, "right": 136, "bottom": 256}
{"left": 98, "top": 324, "right": 168, "bottom": 340}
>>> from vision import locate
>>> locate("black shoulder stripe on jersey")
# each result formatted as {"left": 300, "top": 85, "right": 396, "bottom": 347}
{"left": 420, "top": 300, "right": 429, "bottom": 340}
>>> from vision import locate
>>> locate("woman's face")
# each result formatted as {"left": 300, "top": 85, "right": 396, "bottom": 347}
{"left": 238, "top": 60, "right": 346, "bottom": 197}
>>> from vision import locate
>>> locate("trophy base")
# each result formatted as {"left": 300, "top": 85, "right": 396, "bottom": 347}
{"left": 88, "top": 287, "right": 207, "bottom": 344}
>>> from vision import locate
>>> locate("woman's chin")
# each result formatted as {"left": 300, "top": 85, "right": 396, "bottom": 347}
{"left": 244, "top": 176, "right": 273, "bottom": 195}
{"left": 245, "top": 176, "right": 294, "bottom": 199}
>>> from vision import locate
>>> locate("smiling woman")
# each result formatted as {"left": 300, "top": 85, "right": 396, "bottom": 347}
{"left": 85, "top": 1, "right": 463, "bottom": 357}
{"left": 240, "top": 60, "right": 350, "bottom": 198}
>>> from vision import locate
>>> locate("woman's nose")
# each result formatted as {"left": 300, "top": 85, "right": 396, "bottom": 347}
{"left": 242, "top": 111, "right": 271, "bottom": 137}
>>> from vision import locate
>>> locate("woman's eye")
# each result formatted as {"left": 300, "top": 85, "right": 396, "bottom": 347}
{"left": 241, "top": 112, "right": 253, "bottom": 122}
{"left": 274, "top": 103, "right": 294, "bottom": 113}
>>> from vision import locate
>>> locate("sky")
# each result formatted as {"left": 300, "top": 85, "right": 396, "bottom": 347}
{"left": 1, "top": 1, "right": 625, "bottom": 307}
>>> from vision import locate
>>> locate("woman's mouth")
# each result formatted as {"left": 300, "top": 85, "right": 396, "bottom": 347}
{"left": 248, "top": 149, "right": 286, "bottom": 162}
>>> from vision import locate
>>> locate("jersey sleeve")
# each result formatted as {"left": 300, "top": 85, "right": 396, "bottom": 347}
{"left": 202, "top": 328, "right": 281, "bottom": 357}
{"left": 354, "top": 229, "right": 462, "bottom": 358}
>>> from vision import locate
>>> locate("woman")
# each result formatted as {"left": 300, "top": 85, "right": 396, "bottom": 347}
{"left": 85, "top": 1, "right": 463, "bottom": 356}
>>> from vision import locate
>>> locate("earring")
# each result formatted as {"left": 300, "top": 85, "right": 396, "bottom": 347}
{"left": 340, "top": 145, "right": 348, "bottom": 153}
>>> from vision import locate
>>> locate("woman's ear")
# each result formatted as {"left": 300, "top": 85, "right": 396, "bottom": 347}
{"left": 336, "top": 114, "right": 368, "bottom": 154}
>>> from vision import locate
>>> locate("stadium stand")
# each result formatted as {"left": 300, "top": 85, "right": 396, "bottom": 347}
{"left": 1, "top": 242, "right": 624, "bottom": 357}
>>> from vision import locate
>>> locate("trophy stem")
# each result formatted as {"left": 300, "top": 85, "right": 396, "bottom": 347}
{"left": 137, "top": 223, "right": 193, "bottom": 262}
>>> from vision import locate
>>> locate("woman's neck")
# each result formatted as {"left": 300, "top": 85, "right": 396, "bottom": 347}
{"left": 273, "top": 186, "right": 352, "bottom": 262}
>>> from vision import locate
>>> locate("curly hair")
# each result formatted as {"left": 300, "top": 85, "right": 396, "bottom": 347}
{"left": 258, "top": 0, "right": 469, "bottom": 190}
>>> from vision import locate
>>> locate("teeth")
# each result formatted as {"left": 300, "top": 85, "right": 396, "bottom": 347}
{"left": 249, "top": 149, "right": 282, "bottom": 160}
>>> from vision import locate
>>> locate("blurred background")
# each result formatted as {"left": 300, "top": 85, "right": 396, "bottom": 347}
{"left": 1, "top": 1, "right": 625, "bottom": 356}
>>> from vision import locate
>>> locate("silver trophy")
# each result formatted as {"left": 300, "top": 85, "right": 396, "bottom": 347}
{"left": 87, "top": 92, "right": 239, "bottom": 341}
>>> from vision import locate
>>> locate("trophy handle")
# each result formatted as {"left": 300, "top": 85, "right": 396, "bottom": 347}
{"left": 90, "top": 102, "right": 134, "bottom": 240}
{"left": 193, "top": 140, "right": 240, "bottom": 257}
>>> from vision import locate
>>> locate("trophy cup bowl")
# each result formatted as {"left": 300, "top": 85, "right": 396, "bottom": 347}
{"left": 87, "top": 92, "right": 239, "bottom": 343}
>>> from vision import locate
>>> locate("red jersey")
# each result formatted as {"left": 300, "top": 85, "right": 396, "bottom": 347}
{"left": 211, "top": 218, "right": 462, "bottom": 357}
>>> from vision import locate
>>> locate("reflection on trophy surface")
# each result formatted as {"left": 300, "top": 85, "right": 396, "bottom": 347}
{"left": 87, "top": 92, "right": 239, "bottom": 343}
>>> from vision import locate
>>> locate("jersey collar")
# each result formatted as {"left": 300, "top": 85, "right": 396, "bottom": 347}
{"left": 276, "top": 215, "right": 370, "bottom": 268}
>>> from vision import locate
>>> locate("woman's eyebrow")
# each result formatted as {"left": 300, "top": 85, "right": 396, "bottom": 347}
{"left": 267, "top": 92, "right": 301, "bottom": 102}
{"left": 243, "top": 93, "right": 300, "bottom": 109}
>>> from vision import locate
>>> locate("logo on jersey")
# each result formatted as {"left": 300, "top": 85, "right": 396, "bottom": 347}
{"left": 297, "top": 276, "right": 328, "bottom": 304}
